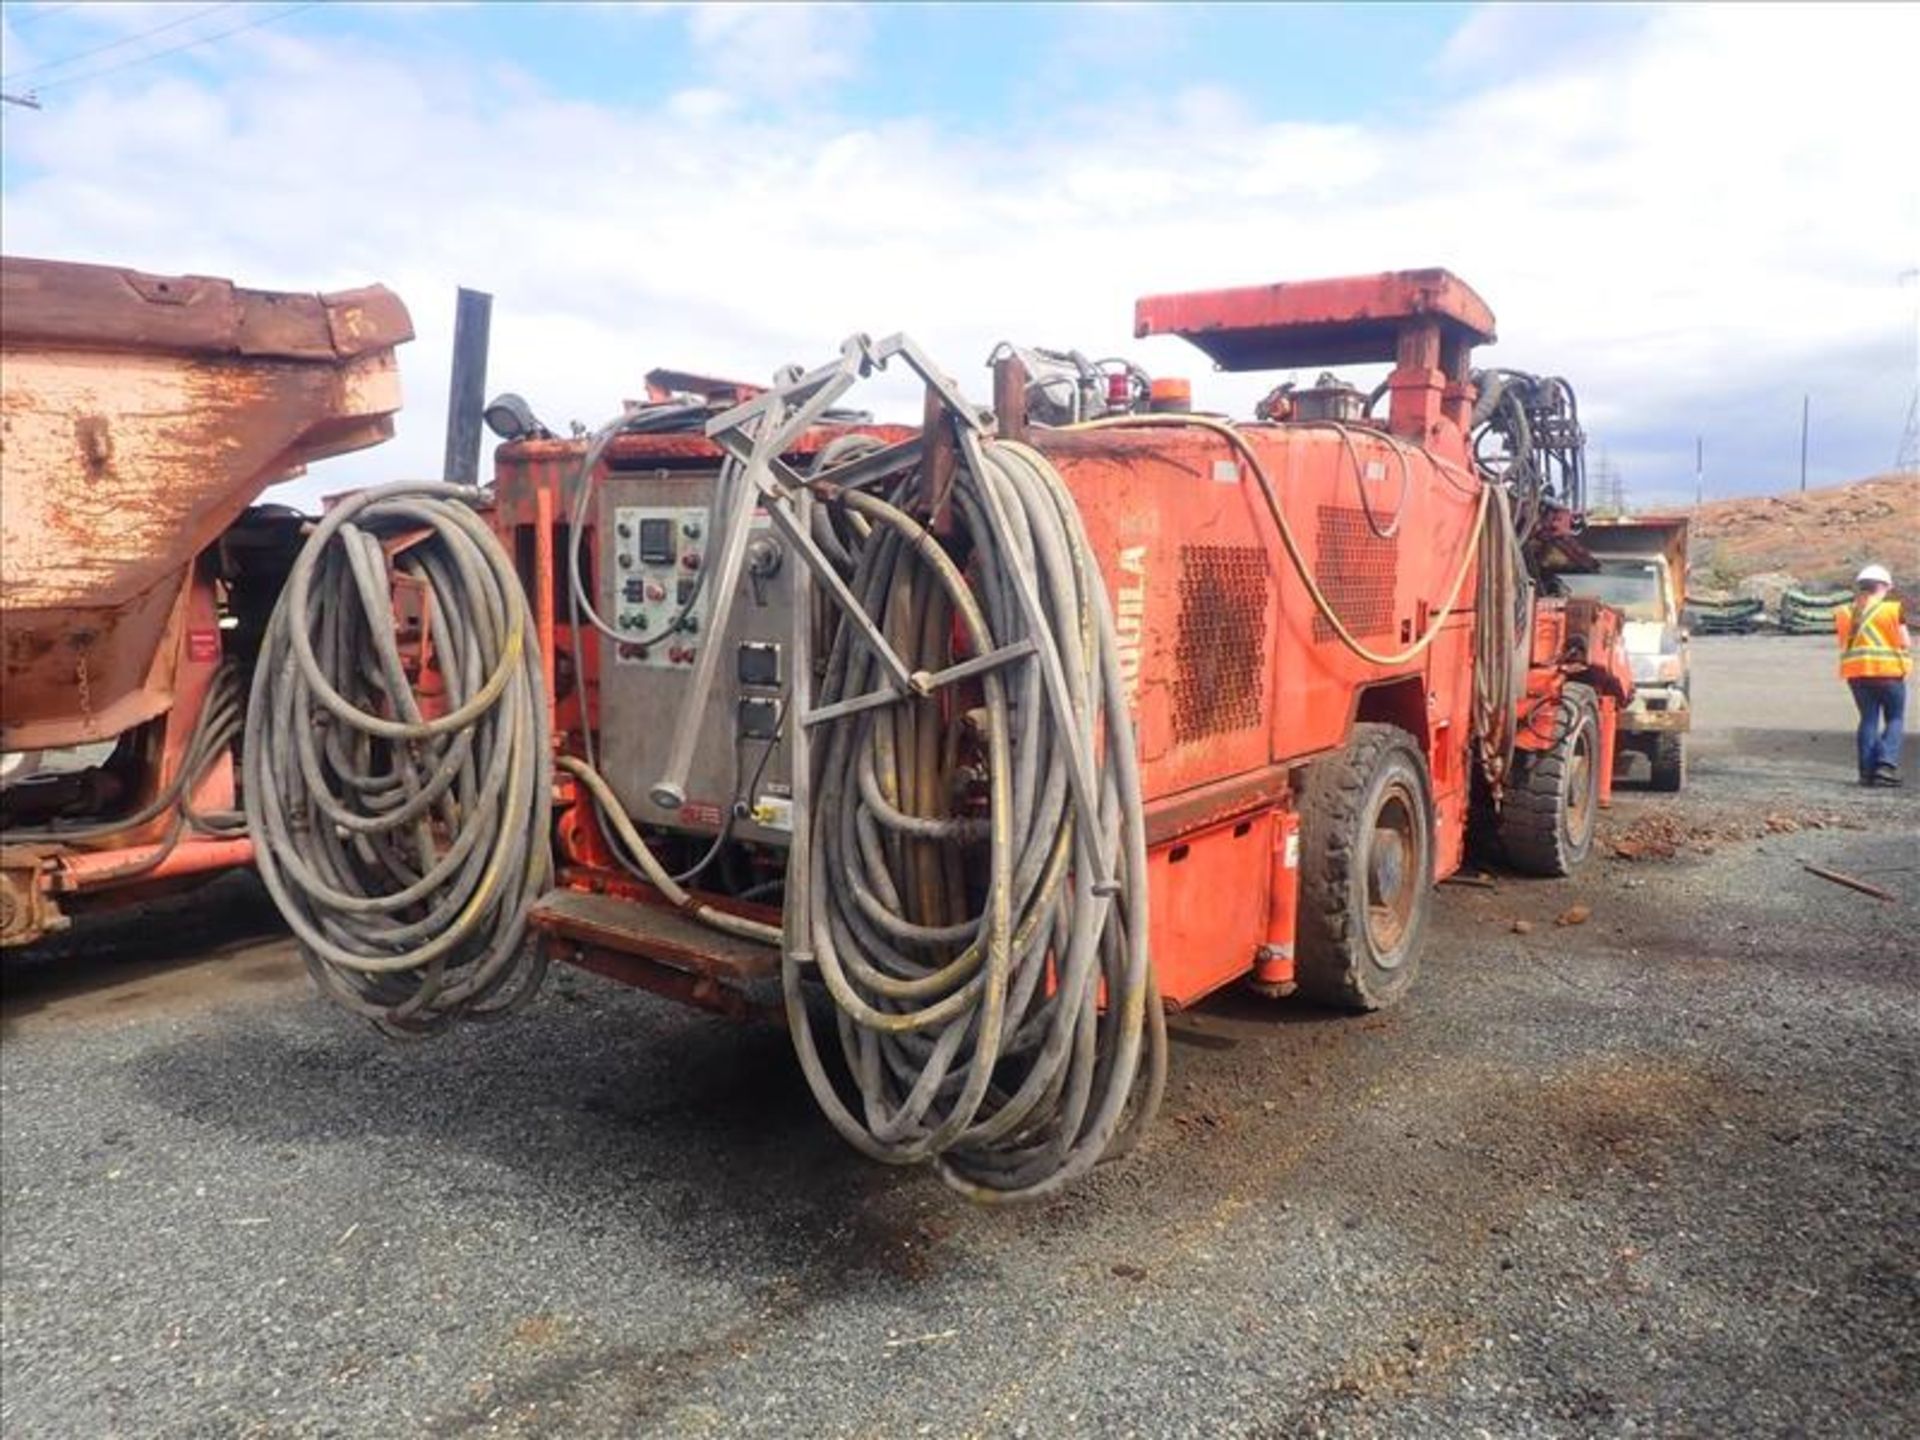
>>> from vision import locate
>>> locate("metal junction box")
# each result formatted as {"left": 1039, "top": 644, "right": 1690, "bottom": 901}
{"left": 596, "top": 469, "right": 795, "bottom": 844}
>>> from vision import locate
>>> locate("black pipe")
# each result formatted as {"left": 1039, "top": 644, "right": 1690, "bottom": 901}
{"left": 442, "top": 287, "right": 493, "bottom": 486}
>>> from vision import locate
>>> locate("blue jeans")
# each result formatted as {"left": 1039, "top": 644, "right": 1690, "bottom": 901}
{"left": 1848, "top": 677, "right": 1907, "bottom": 777}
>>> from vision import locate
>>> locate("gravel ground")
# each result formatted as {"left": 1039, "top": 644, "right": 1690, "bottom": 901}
{"left": 2, "top": 636, "right": 1915, "bottom": 1438}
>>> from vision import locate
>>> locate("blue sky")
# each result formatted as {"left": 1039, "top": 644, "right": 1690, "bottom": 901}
{"left": 426, "top": 3, "right": 1475, "bottom": 126}
{"left": 2, "top": 2, "right": 1915, "bottom": 508}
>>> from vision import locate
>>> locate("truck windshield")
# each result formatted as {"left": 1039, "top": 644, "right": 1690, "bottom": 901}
{"left": 1560, "top": 561, "right": 1667, "bottom": 622}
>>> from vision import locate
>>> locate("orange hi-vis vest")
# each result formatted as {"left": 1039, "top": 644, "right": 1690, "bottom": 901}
{"left": 1834, "top": 596, "right": 1911, "bottom": 680}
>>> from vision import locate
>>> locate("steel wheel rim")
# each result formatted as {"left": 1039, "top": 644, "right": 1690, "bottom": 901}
{"left": 1365, "top": 781, "right": 1420, "bottom": 964}
{"left": 1566, "top": 717, "right": 1596, "bottom": 845}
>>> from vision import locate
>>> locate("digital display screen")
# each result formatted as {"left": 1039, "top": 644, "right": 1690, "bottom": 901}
{"left": 638, "top": 517, "right": 674, "bottom": 564}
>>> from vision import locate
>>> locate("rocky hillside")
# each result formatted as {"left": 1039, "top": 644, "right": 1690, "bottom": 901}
{"left": 1686, "top": 473, "right": 1919, "bottom": 591}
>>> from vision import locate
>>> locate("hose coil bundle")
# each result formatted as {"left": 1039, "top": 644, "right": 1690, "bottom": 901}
{"left": 784, "top": 433, "right": 1165, "bottom": 1203}
{"left": 243, "top": 483, "right": 551, "bottom": 1034}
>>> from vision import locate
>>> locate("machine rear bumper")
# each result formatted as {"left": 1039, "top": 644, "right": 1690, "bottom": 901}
{"left": 1620, "top": 685, "right": 1690, "bottom": 733}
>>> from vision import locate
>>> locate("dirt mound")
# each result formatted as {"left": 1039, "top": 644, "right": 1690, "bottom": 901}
{"left": 1688, "top": 473, "right": 1918, "bottom": 590}
{"left": 1602, "top": 805, "right": 1858, "bottom": 861}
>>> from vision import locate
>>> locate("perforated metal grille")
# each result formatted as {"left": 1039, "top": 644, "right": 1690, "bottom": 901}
{"left": 1173, "top": 545, "right": 1269, "bottom": 743}
{"left": 1312, "top": 506, "right": 1398, "bottom": 643}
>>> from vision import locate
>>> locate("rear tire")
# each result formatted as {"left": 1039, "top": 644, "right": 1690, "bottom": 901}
{"left": 1649, "top": 732, "right": 1685, "bottom": 792}
{"left": 1499, "top": 681, "right": 1600, "bottom": 876}
{"left": 1295, "top": 724, "right": 1434, "bottom": 1012}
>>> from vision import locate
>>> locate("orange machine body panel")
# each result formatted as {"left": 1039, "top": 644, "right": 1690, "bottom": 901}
{"left": 1034, "top": 420, "right": 1485, "bottom": 1009}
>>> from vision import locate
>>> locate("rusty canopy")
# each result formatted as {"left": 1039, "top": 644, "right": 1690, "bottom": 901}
{"left": 1134, "top": 268, "right": 1498, "bottom": 371}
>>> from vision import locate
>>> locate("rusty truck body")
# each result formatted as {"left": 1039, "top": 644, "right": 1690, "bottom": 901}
{"left": 0, "top": 255, "right": 413, "bottom": 945}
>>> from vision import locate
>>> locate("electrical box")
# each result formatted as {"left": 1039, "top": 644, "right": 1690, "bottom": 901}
{"left": 596, "top": 470, "right": 794, "bottom": 845}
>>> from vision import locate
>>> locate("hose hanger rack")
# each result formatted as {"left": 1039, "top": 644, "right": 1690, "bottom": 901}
{"left": 665, "top": 335, "right": 1164, "bottom": 1202}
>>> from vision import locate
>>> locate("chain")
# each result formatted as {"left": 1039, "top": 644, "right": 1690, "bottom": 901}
{"left": 75, "top": 646, "right": 96, "bottom": 736}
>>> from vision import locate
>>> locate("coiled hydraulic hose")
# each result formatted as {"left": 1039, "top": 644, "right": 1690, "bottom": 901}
{"left": 782, "top": 428, "right": 1165, "bottom": 1204}
{"left": 242, "top": 484, "right": 551, "bottom": 1035}
{"left": 1472, "top": 485, "right": 1530, "bottom": 791}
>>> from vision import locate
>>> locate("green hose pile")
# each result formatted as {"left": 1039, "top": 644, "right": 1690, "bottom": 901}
{"left": 1686, "top": 595, "right": 1766, "bottom": 635}
{"left": 1779, "top": 587, "right": 1849, "bottom": 635}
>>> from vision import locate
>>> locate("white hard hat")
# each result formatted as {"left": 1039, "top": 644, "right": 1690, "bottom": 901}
{"left": 1857, "top": 563, "right": 1893, "bottom": 587}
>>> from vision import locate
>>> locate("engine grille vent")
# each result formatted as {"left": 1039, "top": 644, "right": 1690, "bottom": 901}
{"left": 1173, "top": 544, "right": 1269, "bottom": 743}
{"left": 1312, "top": 506, "right": 1398, "bottom": 644}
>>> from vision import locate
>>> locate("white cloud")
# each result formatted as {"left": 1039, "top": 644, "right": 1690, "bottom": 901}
{"left": 1, "top": 2, "right": 1914, "bottom": 508}
{"left": 683, "top": 2, "right": 870, "bottom": 100}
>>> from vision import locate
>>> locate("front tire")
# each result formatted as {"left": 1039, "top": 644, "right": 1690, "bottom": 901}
{"left": 1499, "top": 681, "right": 1601, "bottom": 876}
{"left": 1649, "top": 732, "right": 1685, "bottom": 792}
{"left": 1295, "top": 724, "right": 1435, "bottom": 1012}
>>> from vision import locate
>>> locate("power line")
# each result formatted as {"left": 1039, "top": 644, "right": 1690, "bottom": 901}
{"left": 2, "top": 3, "right": 232, "bottom": 85}
{"left": 28, "top": 2, "right": 318, "bottom": 94}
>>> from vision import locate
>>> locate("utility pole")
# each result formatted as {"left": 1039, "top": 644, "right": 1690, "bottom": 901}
{"left": 1799, "top": 394, "right": 1809, "bottom": 493}
{"left": 1695, "top": 435, "right": 1704, "bottom": 508}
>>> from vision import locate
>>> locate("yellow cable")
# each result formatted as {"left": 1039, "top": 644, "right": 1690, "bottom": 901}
{"left": 1062, "top": 414, "right": 1489, "bottom": 668}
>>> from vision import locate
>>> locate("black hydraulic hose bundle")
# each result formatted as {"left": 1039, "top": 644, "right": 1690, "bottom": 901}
{"left": 0, "top": 664, "right": 249, "bottom": 882}
{"left": 781, "top": 432, "right": 1165, "bottom": 1204}
{"left": 1470, "top": 368, "right": 1585, "bottom": 544}
{"left": 242, "top": 484, "right": 551, "bottom": 1035}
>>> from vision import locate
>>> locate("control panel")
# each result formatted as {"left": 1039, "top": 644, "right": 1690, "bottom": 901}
{"left": 610, "top": 505, "right": 709, "bottom": 668}
{"left": 597, "top": 471, "right": 795, "bottom": 845}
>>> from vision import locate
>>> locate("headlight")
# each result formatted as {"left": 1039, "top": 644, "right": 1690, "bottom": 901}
{"left": 1631, "top": 653, "right": 1685, "bottom": 684}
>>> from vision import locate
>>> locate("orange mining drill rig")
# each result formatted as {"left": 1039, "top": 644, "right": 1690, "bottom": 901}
{"left": 241, "top": 269, "right": 1631, "bottom": 1201}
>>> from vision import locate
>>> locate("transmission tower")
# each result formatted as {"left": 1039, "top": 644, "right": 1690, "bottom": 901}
{"left": 1592, "top": 448, "right": 1626, "bottom": 515}
{"left": 1901, "top": 267, "right": 1919, "bottom": 474}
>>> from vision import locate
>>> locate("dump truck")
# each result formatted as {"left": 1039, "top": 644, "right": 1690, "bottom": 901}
{"left": 1558, "top": 516, "right": 1690, "bottom": 790}
{"left": 0, "top": 256, "right": 412, "bottom": 946}
{"left": 240, "top": 268, "right": 1632, "bottom": 1201}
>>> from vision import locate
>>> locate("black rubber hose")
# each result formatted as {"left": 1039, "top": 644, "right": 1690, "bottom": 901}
{"left": 242, "top": 483, "right": 551, "bottom": 1035}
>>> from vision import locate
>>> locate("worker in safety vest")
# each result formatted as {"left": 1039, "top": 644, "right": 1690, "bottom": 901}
{"left": 1834, "top": 564, "right": 1912, "bottom": 787}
